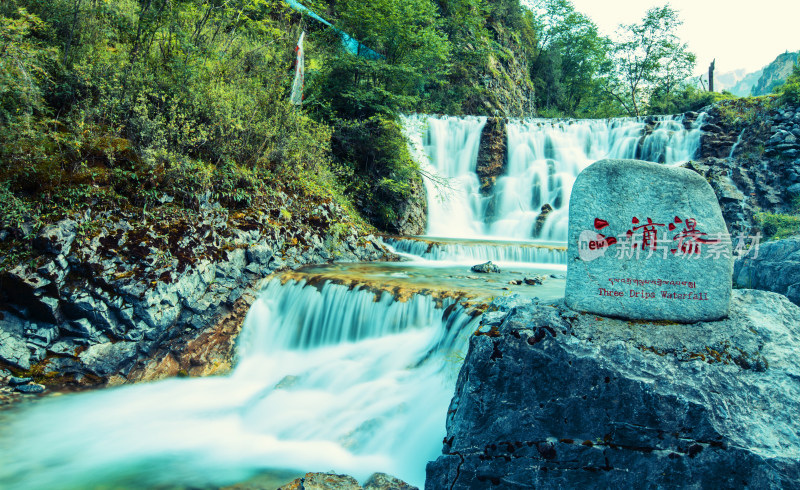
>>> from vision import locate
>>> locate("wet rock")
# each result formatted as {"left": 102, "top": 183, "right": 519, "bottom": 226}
{"left": 62, "top": 289, "right": 123, "bottom": 336}
{"left": 471, "top": 261, "right": 501, "bottom": 273}
{"left": 61, "top": 318, "right": 101, "bottom": 340}
{"left": 275, "top": 472, "right": 416, "bottom": 490}
{"left": 734, "top": 236, "right": 800, "bottom": 305}
{"left": 78, "top": 342, "right": 139, "bottom": 377}
{"left": 0, "top": 314, "right": 31, "bottom": 370}
{"left": 8, "top": 376, "right": 33, "bottom": 386}
{"left": 523, "top": 276, "right": 545, "bottom": 285}
{"left": 427, "top": 289, "right": 800, "bottom": 489}
{"left": 392, "top": 177, "right": 427, "bottom": 236}
{"left": 1, "top": 265, "right": 62, "bottom": 323}
{"left": 34, "top": 219, "right": 77, "bottom": 256}
{"left": 14, "top": 383, "right": 45, "bottom": 394}
{"left": 476, "top": 117, "right": 507, "bottom": 196}
{"left": 246, "top": 243, "right": 273, "bottom": 265}
{"left": 532, "top": 203, "right": 553, "bottom": 238}
{"left": 25, "top": 323, "right": 58, "bottom": 347}
{"left": 363, "top": 472, "right": 418, "bottom": 490}
{"left": 278, "top": 472, "right": 361, "bottom": 490}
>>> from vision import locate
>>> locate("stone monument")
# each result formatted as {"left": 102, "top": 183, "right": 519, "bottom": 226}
{"left": 565, "top": 159, "right": 733, "bottom": 322}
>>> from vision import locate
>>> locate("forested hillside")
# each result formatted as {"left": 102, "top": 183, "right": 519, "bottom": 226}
{"left": 0, "top": 0, "right": 788, "bottom": 249}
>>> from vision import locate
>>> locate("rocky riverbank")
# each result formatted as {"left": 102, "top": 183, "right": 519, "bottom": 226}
{"left": 427, "top": 290, "right": 800, "bottom": 488}
{"left": 687, "top": 101, "right": 800, "bottom": 237}
{"left": 0, "top": 193, "right": 392, "bottom": 391}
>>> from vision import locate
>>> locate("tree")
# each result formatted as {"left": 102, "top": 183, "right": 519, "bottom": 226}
{"left": 606, "top": 5, "right": 695, "bottom": 116}
{"left": 524, "top": 0, "right": 610, "bottom": 115}
{"left": 309, "top": 0, "right": 450, "bottom": 119}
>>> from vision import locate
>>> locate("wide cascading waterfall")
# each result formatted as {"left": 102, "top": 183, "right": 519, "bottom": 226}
{"left": 405, "top": 114, "right": 705, "bottom": 243}
{"left": 0, "top": 278, "right": 479, "bottom": 489}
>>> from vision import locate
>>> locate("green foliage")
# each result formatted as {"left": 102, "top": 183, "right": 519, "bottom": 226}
{"left": 777, "top": 63, "right": 800, "bottom": 104}
{"left": 647, "top": 84, "right": 719, "bottom": 115}
{"left": 714, "top": 96, "right": 777, "bottom": 126}
{"left": 0, "top": 0, "right": 347, "bottom": 218}
{"left": 526, "top": 0, "right": 611, "bottom": 116}
{"left": 606, "top": 5, "right": 695, "bottom": 116}
{"left": 0, "top": 181, "right": 36, "bottom": 232}
{"left": 330, "top": 116, "right": 420, "bottom": 229}
{"left": 0, "top": 8, "right": 55, "bottom": 124}
{"left": 308, "top": 0, "right": 450, "bottom": 120}
{"left": 757, "top": 212, "right": 800, "bottom": 240}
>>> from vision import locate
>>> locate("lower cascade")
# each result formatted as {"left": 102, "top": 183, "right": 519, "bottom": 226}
{"left": 0, "top": 277, "right": 480, "bottom": 489}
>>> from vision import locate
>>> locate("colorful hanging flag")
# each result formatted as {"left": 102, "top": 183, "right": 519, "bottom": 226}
{"left": 290, "top": 31, "right": 305, "bottom": 105}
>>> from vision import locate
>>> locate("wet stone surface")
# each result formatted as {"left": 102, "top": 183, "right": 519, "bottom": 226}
{"left": 427, "top": 289, "right": 800, "bottom": 489}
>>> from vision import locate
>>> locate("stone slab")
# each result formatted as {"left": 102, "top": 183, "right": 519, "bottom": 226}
{"left": 565, "top": 159, "right": 732, "bottom": 322}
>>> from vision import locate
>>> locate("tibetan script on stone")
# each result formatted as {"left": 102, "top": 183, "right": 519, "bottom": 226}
{"left": 565, "top": 159, "right": 733, "bottom": 322}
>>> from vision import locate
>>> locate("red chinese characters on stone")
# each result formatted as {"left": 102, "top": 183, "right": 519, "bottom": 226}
{"left": 669, "top": 216, "right": 719, "bottom": 255}
{"left": 626, "top": 217, "right": 665, "bottom": 250}
{"left": 587, "top": 217, "right": 617, "bottom": 249}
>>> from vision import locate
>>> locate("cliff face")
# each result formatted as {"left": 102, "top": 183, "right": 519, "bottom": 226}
{"left": 427, "top": 291, "right": 800, "bottom": 489}
{"left": 751, "top": 51, "right": 799, "bottom": 96}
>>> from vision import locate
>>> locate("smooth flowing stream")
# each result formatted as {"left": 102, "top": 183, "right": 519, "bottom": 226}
{"left": 0, "top": 113, "right": 704, "bottom": 489}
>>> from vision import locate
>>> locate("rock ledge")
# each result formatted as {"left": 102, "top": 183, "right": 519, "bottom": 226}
{"left": 427, "top": 289, "right": 800, "bottom": 488}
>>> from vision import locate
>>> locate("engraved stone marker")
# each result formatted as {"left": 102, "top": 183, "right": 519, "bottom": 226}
{"left": 565, "top": 159, "right": 733, "bottom": 322}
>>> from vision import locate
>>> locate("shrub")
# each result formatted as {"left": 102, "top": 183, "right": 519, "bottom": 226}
{"left": 757, "top": 212, "right": 800, "bottom": 240}
{"left": 778, "top": 63, "right": 800, "bottom": 105}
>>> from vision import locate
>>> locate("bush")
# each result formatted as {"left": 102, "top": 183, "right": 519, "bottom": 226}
{"left": 0, "top": 0, "right": 347, "bottom": 214}
{"left": 757, "top": 212, "right": 800, "bottom": 240}
{"left": 331, "top": 116, "right": 420, "bottom": 229}
{"left": 778, "top": 63, "right": 800, "bottom": 104}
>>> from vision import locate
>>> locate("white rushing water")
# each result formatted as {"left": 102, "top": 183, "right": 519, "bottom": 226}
{"left": 403, "top": 114, "right": 706, "bottom": 242}
{"left": 0, "top": 279, "right": 478, "bottom": 489}
{"left": 385, "top": 237, "right": 566, "bottom": 265}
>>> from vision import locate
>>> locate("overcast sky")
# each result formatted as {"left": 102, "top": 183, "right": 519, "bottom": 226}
{"left": 568, "top": 0, "right": 800, "bottom": 76}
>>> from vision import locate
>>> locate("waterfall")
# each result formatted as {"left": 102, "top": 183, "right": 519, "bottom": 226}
{"left": 384, "top": 236, "right": 566, "bottom": 265}
{"left": 0, "top": 279, "right": 479, "bottom": 489}
{"left": 402, "top": 115, "right": 488, "bottom": 238}
{"left": 404, "top": 114, "right": 706, "bottom": 242}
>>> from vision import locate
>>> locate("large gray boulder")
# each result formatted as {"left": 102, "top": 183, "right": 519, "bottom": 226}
{"left": 427, "top": 290, "right": 800, "bottom": 489}
{"left": 734, "top": 236, "right": 800, "bottom": 305}
{"left": 566, "top": 159, "right": 732, "bottom": 322}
